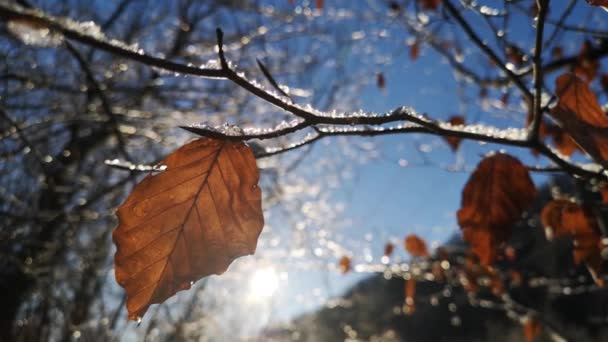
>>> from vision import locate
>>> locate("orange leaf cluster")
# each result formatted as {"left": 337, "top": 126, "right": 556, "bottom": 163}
{"left": 404, "top": 234, "right": 430, "bottom": 257}
{"left": 541, "top": 200, "right": 604, "bottom": 286}
{"left": 457, "top": 154, "right": 536, "bottom": 265}
{"left": 551, "top": 73, "right": 608, "bottom": 167}
{"left": 113, "top": 138, "right": 264, "bottom": 320}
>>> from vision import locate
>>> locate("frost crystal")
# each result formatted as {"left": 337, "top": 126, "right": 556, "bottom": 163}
{"left": 8, "top": 19, "right": 64, "bottom": 47}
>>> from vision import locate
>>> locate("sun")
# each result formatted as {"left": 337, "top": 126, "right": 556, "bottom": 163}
{"left": 249, "top": 267, "right": 280, "bottom": 300}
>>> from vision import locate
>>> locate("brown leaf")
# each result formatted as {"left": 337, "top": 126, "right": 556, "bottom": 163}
{"left": 444, "top": 115, "right": 465, "bottom": 151}
{"left": 545, "top": 123, "right": 579, "bottom": 157}
{"left": 552, "top": 46, "right": 563, "bottom": 59}
{"left": 404, "top": 278, "right": 416, "bottom": 314}
{"left": 551, "top": 72, "right": 608, "bottom": 167}
{"left": 505, "top": 45, "right": 525, "bottom": 66}
{"left": 384, "top": 242, "right": 394, "bottom": 257}
{"left": 315, "top": 0, "right": 324, "bottom": 9}
{"left": 586, "top": 0, "right": 608, "bottom": 9}
{"left": 404, "top": 234, "right": 430, "bottom": 257}
{"left": 457, "top": 154, "right": 536, "bottom": 265}
{"left": 574, "top": 40, "right": 600, "bottom": 83}
{"left": 376, "top": 72, "right": 386, "bottom": 89}
{"left": 418, "top": 0, "right": 441, "bottom": 10}
{"left": 601, "top": 73, "right": 608, "bottom": 93}
{"left": 339, "top": 255, "right": 351, "bottom": 274}
{"left": 409, "top": 40, "right": 420, "bottom": 61}
{"left": 113, "top": 138, "right": 264, "bottom": 320}
{"left": 540, "top": 200, "right": 604, "bottom": 286}
{"left": 522, "top": 318, "right": 541, "bottom": 342}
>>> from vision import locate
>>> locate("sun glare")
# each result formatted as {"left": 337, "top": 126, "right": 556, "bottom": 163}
{"left": 249, "top": 267, "right": 280, "bottom": 299}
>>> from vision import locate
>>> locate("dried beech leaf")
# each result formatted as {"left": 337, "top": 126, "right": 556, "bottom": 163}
{"left": 444, "top": 115, "right": 465, "bottom": 151}
{"left": 339, "top": 255, "right": 351, "bottom": 274}
{"left": 457, "top": 154, "right": 536, "bottom": 265}
{"left": 404, "top": 234, "right": 430, "bottom": 257}
{"left": 540, "top": 200, "right": 604, "bottom": 286}
{"left": 551, "top": 73, "right": 608, "bottom": 167}
{"left": 113, "top": 138, "right": 264, "bottom": 320}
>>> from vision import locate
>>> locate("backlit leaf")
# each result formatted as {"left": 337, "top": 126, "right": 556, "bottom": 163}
{"left": 404, "top": 234, "right": 430, "bottom": 257}
{"left": 457, "top": 154, "right": 536, "bottom": 265}
{"left": 113, "top": 138, "right": 264, "bottom": 320}
{"left": 551, "top": 73, "right": 608, "bottom": 167}
{"left": 540, "top": 200, "right": 604, "bottom": 286}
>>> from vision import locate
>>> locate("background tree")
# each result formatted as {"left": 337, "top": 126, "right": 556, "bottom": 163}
{"left": 2, "top": 0, "right": 608, "bottom": 341}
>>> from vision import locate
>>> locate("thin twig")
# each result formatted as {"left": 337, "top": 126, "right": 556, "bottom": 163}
{"left": 529, "top": 0, "right": 549, "bottom": 142}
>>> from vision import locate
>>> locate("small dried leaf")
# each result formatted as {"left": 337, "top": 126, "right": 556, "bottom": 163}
{"left": 457, "top": 154, "right": 536, "bottom": 265}
{"left": 409, "top": 40, "right": 420, "bottom": 61}
{"left": 551, "top": 73, "right": 608, "bottom": 167}
{"left": 376, "top": 72, "right": 386, "bottom": 89}
{"left": 404, "top": 234, "right": 430, "bottom": 257}
{"left": 444, "top": 116, "right": 465, "bottom": 151}
{"left": 404, "top": 278, "right": 416, "bottom": 314}
{"left": 574, "top": 40, "right": 600, "bottom": 82}
{"left": 505, "top": 45, "right": 525, "bottom": 66}
{"left": 541, "top": 200, "right": 604, "bottom": 286}
{"left": 339, "top": 255, "right": 351, "bottom": 274}
{"left": 315, "top": 0, "right": 324, "bottom": 9}
{"left": 523, "top": 318, "right": 541, "bottom": 342}
{"left": 113, "top": 138, "right": 264, "bottom": 320}
{"left": 384, "top": 242, "right": 394, "bottom": 257}
{"left": 552, "top": 46, "right": 563, "bottom": 59}
{"left": 418, "top": 0, "right": 441, "bottom": 10}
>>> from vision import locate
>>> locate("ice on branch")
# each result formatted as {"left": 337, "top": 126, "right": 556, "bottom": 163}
{"left": 104, "top": 159, "right": 167, "bottom": 172}
{"left": 8, "top": 18, "right": 63, "bottom": 47}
